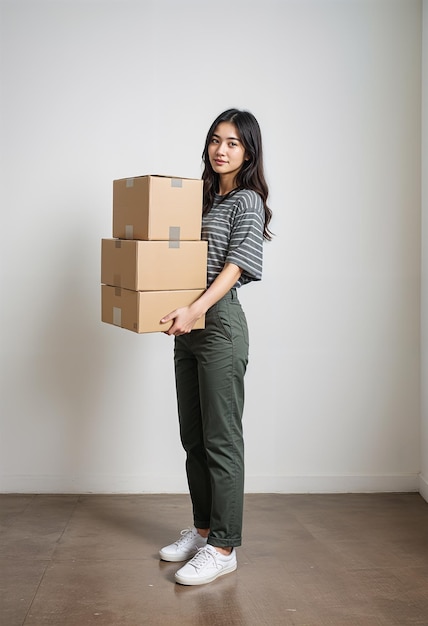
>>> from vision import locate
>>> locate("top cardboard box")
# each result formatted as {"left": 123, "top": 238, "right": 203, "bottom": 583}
{"left": 113, "top": 175, "right": 203, "bottom": 241}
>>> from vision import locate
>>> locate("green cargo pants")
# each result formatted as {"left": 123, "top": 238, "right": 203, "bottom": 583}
{"left": 174, "top": 288, "right": 249, "bottom": 548}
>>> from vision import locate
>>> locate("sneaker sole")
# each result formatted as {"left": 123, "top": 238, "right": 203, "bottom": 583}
{"left": 174, "top": 562, "right": 237, "bottom": 586}
{"left": 159, "top": 549, "right": 196, "bottom": 562}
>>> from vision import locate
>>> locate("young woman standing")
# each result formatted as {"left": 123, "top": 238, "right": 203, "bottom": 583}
{"left": 159, "top": 109, "right": 272, "bottom": 585}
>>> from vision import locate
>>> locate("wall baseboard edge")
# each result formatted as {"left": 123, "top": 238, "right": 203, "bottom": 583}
{"left": 419, "top": 474, "right": 428, "bottom": 503}
{"left": 0, "top": 473, "right": 421, "bottom": 494}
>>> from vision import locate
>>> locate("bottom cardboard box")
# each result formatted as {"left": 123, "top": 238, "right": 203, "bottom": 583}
{"left": 101, "top": 285, "right": 205, "bottom": 333}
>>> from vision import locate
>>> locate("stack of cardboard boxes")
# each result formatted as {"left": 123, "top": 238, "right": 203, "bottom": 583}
{"left": 101, "top": 175, "right": 207, "bottom": 333}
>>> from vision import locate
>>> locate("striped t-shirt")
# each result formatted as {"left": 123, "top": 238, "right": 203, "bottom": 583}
{"left": 201, "top": 188, "right": 264, "bottom": 288}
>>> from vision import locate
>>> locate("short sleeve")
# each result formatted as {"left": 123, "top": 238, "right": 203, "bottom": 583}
{"left": 225, "top": 190, "right": 265, "bottom": 284}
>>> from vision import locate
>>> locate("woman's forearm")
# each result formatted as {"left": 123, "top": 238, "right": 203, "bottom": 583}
{"left": 190, "top": 262, "right": 243, "bottom": 318}
{"left": 160, "top": 262, "right": 243, "bottom": 335}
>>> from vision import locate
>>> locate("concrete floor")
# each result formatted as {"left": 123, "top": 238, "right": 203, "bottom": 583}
{"left": 1, "top": 493, "right": 428, "bottom": 625}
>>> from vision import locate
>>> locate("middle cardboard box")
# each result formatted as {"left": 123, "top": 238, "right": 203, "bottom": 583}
{"left": 101, "top": 238, "right": 208, "bottom": 292}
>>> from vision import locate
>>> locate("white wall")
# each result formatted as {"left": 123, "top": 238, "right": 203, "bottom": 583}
{"left": 0, "top": 0, "right": 423, "bottom": 494}
{"left": 421, "top": 0, "right": 428, "bottom": 501}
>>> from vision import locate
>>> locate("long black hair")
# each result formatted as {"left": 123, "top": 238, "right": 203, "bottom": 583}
{"left": 202, "top": 108, "right": 273, "bottom": 241}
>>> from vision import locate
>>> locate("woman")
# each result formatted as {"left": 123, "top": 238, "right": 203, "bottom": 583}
{"left": 159, "top": 108, "right": 272, "bottom": 585}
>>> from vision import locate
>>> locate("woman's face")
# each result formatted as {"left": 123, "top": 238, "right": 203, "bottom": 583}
{"left": 208, "top": 122, "right": 247, "bottom": 179}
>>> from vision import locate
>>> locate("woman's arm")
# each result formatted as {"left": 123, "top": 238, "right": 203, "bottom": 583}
{"left": 160, "top": 262, "right": 243, "bottom": 336}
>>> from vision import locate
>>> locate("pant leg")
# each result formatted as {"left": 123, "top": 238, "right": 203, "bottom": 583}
{"left": 174, "top": 338, "right": 211, "bottom": 529}
{"left": 174, "top": 289, "right": 249, "bottom": 548}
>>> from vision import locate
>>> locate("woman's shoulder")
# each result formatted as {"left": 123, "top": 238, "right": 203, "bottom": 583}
{"left": 232, "top": 188, "right": 264, "bottom": 213}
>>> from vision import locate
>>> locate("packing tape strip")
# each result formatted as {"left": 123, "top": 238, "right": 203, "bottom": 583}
{"left": 114, "top": 274, "right": 121, "bottom": 286}
{"left": 125, "top": 225, "right": 133, "bottom": 239}
{"left": 171, "top": 178, "right": 182, "bottom": 188}
{"left": 113, "top": 307, "right": 122, "bottom": 326}
{"left": 126, "top": 178, "right": 134, "bottom": 188}
{"left": 169, "top": 226, "right": 180, "bottom": 247}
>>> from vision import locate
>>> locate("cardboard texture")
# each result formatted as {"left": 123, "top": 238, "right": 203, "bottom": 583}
{"left": 101, "top": 285, "right": 206, "bottom": 333}
{"left": 101, "top": 239, "right": 207, "bottom": 291}
{"left": 113, "top": 175, "right": 203, "bottom": 241}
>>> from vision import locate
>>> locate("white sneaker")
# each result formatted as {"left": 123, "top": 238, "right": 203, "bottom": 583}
{"left": 159, "top": 527, "right": 207, "bottom": 562}
{"left": 174, "top": 544, "right": 237, "bottom": 585}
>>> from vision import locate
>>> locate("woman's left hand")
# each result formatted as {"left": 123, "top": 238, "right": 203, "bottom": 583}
{"left": 160, "top": 305, "right": 201, "bottom": 336}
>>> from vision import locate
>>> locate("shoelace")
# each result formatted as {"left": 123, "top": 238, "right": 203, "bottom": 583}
{"left": 174, "top": 527, "right": 195, "bottom": 547}
{"left": 188, "top": 546, "right": 217, "bottom": 570}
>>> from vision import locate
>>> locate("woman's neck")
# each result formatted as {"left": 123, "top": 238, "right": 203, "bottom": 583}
{"left": 218, "top": 174, "right": 237, "bottom": 196}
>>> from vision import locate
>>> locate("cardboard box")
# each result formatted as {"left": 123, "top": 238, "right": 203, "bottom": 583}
{"left": 101, "top": 239, "right": 207, "bottom": 291}
{"left": 113, "top": 175, "right": 203, "bottom": 241}
{"left": 101, "top": 285, "right": 206, "bottom": 333}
